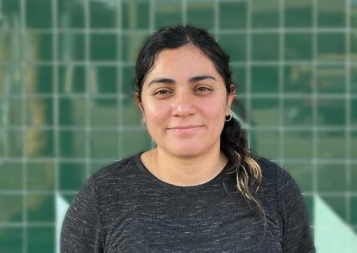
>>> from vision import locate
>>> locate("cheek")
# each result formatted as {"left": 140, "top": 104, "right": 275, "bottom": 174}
{"left": 144, "top": 103, "right": 168, "bottom": 123}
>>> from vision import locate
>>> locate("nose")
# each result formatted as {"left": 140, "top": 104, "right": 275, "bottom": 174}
{"left": 171, "top": 88, "right": 196, "bottom": 117}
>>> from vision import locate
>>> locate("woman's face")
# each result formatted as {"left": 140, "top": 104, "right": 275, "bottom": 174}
{"left": 138, "top": 44, "right": 234, "bottom": 158}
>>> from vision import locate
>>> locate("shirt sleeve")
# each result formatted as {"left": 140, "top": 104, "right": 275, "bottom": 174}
{"left": 277, "top": 168, "right": 315, "bottom": 253}
{"left": 60, "top": 178, "right": 103, "bottom": 253}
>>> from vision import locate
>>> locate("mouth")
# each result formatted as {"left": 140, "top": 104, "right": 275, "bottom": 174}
{"left": 168, "top": 125, "right": 203, "bottom": 133}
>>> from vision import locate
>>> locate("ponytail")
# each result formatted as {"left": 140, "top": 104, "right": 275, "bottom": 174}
{"left": 220, "top": 117, "right": 264, "bottom": 215}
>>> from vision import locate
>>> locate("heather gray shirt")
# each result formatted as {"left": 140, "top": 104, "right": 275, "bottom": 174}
{"left": 61, "top": 154, "right": 315, "bottom": 253}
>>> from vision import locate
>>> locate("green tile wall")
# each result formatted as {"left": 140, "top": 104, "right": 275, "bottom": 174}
{"left": 0, "top": 0, "right": 356, "bottom": 252}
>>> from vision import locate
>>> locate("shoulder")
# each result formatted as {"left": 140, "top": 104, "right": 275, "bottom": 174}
{"left": 254, "top": 156, "right": 305, "bottom": 212}
{"left": 89, "top": 153, "right": 142, "bottom": 184}
{"left": 255, "top": 156, "right": 297, "bottom": 191}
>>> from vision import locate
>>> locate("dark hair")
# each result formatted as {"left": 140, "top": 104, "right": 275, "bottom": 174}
{"left": 134, "top": 25, "right": 263, "bottom": 214}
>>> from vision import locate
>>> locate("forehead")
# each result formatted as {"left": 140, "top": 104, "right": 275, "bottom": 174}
{"left": 147, "top": 44, "right": 220, "bottom": 79}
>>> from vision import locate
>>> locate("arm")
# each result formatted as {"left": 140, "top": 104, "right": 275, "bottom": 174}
{"left": 277, "top": 168, "right": 315, "bottom": 253}
{"left": 60, "top": 178, "right": 103, "bottom": 253}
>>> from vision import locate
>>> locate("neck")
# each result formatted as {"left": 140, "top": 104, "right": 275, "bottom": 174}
{"left": 142, "top": 147, "right": 227, "bottom": 187}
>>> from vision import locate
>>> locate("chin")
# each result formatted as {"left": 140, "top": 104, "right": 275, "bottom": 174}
{"left": 168, "top": 146, "right": 204, "bottom": 158}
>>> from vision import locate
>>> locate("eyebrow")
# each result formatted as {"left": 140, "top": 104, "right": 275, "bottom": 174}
{"left": 147, "top": 75, "right": 216, "bottom": 87}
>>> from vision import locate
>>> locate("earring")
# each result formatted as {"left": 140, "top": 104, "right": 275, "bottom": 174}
{"left": 142, "top": 115, "right": 146, "bottom": 123}
{"left": 225, "top": 112, "right": 232, "bottom": 122}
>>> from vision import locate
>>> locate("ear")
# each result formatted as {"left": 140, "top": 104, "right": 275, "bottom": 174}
{"left": 226, "top": 84, "right": 235, "bottom": 115}
{"left": 135, "top": 92, "right": 145, "bottom": 114}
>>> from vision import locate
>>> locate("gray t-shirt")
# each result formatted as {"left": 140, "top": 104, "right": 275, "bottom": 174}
{"left": 60, "top": 154, "right": 315, "bottom": 253}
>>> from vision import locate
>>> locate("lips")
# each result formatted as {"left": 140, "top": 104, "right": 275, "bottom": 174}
{"left": 168, "top": 125, "right": 203, "bottom": 133}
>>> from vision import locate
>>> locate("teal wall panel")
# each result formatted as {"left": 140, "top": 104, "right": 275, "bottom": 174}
{"left": 0, "top": 0, "right": 356, "bottom": 252}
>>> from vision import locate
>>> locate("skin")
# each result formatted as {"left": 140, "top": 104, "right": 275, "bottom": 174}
{"left": 136, "top": 44, "right": 235, "bottom": 186}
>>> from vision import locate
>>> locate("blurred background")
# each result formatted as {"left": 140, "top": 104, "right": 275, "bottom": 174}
{"left": 0, "top": 0, "right": 356, "bottom": 252}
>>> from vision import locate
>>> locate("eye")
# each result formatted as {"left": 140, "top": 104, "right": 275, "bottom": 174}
{"left": 195, "top": 86, "right": 212, "bottom": 93}
{"left": 153, "top": 89, "right": 172, "bottom": 96}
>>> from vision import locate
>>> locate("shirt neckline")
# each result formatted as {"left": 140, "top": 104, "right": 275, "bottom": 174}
{"left": 134, "top": 152, "right": 230, "bottom": 191}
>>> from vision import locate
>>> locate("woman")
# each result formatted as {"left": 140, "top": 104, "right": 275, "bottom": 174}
{"left": 61, "top": 25, "right": 315, "bottom": 252}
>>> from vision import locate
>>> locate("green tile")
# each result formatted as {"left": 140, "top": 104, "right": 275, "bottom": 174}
{"left": 318, "top": 33, "right": 346, "bottom": 62}
{"left": 0, "top": 194, "right": 23, "bottom": 222}
{"left": 317, "top": 163, "right": 347, "bottom": 192}
{"left": 26, "top": 0, "right": 52, "bottom": 29}
{"left": 122, "top": 65, "right": 136, "bottom": 96}
{"left": 252, "top": 129, "right": 280, "bottom": 160}
{"left": 26, "top": 98, "right": 53, "bottom": 126}
{"left": 321, "top": 196, "right": 347, "bottom": 223}
{"left": 61, "top": 193, "right": 77, "bottom": 204}
{"left": 57, "top": 33, "right": 86, "bottom": 62}
{"left": 90, "top": 98, "right": 119, "bottom": 126}
{"left": 351, "top": 131, "right": 357, "bottom": 160}
{"left": 284, "top": 162, "right": 313, "bottom": 192}
{"left": 27, "top": 194, "right": 54, "bottom": 222}
{"left": 317, "top": 131, "right": 346, "bottom": 160}
{"left": 350, "top": 197, "right": 357, "bottom": 225}
{"left": 25, "top": 66, "right": 54, "bottom": 94}
{"left": 231, "top": 66, "right": 247, "bottom": 93}
{"left": 252, "top": 34, "right": 279, "bottom": 61}
{"left": 122, "top": 0, "right": 150, "bottom": 30}
{"left": 90, "top": 34, "right": 118, "bottom": 61}
{"left": 317, "top": 0, "right": 346, "bottom": 28}
{"left": 60, "top": 162, "right": 86, "bottom": 191}
{"left": 317, "top": 98, "right": 346, "bottom": 126}
{"left": 351, "top": 66, "right": 357, "bottom": 93}
{"left": 27, "top": 161, "right": 55, "bottom": 191}
{"left": 317, "top": 66, "right": 346, "bottom": 94}
{"left": 90, "top": 0, "right": 117, "bottom": 29}
{"left": 251, "top": 0, "right": 279, "bottom": 28}
{"left": 0, "top": 130, "right": 5, "bottom": 157}
{"left": 284, "top": 131, "right": 313, "bottom": 160}
{"left": 219, "top": 1, "right": 247, "bottom": 29}
{"left": 59, "top": 130, "right": 86, "bottom": 158}
{"left": 218, "top": 34, "right": 246, "bottom": 62}
{"left": 90, "top": 161, "right": 112, "bottom": 175}
{"left": 187, "top": 1, "right": 215, "bottom": 30}
{"left": 352, "top": 32, "right": 357, "bottom": 62}
{"left": 120, "top": 129, "right": 152, "bottom": 158}
{"left": 283, "top": 65, "right": 313, "bottom": 94}
{"left": 351, "top": 2, "right": 357, "bottom": 28}
{"left": 58, "top": 65, "right": 85, "bottom": 94}
{"left": 251, "top": 98, "right": 280, "bottom": 126}
{"left": 2, "top": 0, "right": 21, "bottom": 23}
{"left": 59, "top": 97, "right": 87, "bottom": 126}
{"left": 90, "top": 66, "right": 119, "bottom": 94}
{"left": 154, "top": 1, "right": 183, "bottom": 30}
{"left": 346, "top": 67, "right": 357, "bottom": 95}
{"left": 284, "top": 33, "right": 313, "bottom": 61}
{"left": 232, "top": 97, "right": 248, "bottom": 123}
{"left": 61, "top": 1, "right": 85, "bottom": 29}
{"left": 0, "top": 227, "right": 23, "bottom": 253}
{"left": 121, "top": 98, "right": 144, "bottom": 126}
{"left": 27, "top": 226, "right": 55, "bottom": 253}
{"left": 90, "top": 130, "right": 119, "bottom": 159}
{"left": 284, "top": 98, "right": 313, "bottom": 126}
{"left": 8, "top": 98, "right": 24, "bottom": 126}
{"left": 303, "top": 195, "right": 314, "bottom": 225}
{"left": 349, "top": 164, "right": 357, "bottom": 191}
{"left": 285, "top": 0, "right": 313, "bottom": 28}
{"left": 351, "top": 98, "right": 357, "bottom": 127}
{"left": 0, "top": 161, "right": 23, "bottom": 190}
{"left": 251, "top": 66, "right": 279, "bottom": 93}
{"left": 121, "top": 33, "right": 150, "bottom": 62}
{"left": 8, "top": 129, "right": 24, "bottom": 158}
{"left": 22, "top": 31, "right": 54, "bottom": 62}
{"left": 25, "top": 129, "right": 54, "bottom": 158}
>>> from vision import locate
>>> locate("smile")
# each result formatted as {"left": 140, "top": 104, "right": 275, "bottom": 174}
{"left": 168, "top": 126, "right": 203, "bottom": 133}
